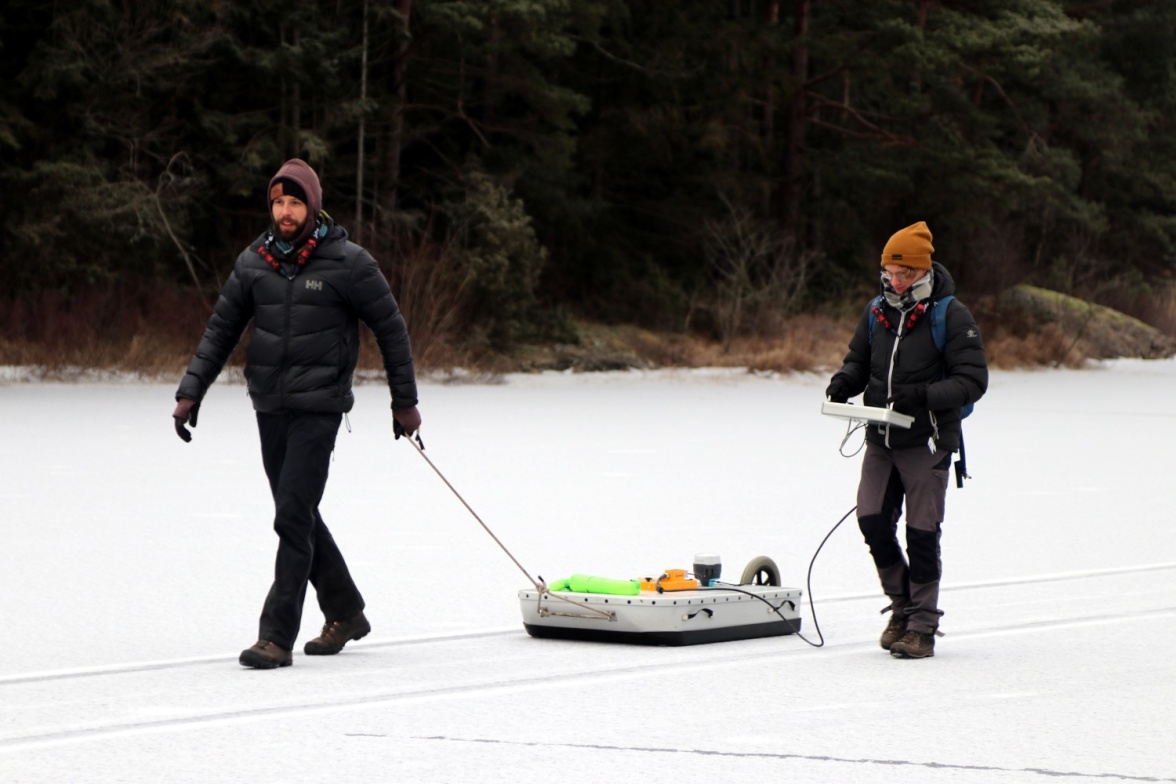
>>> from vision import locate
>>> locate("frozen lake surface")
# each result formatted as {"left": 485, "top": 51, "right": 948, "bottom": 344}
{"left": 2, "top": 361, "right": 1174, "bottom": 782}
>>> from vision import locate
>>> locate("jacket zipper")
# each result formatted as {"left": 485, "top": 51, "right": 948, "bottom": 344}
{"left": 279, "top": 265, "right": 296, "bottom": 406}
{"left": 883, "top": 309, "right": 910, "bottom": 448}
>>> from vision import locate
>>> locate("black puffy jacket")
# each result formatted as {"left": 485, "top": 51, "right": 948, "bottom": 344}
{"left": 176, "top": 222, "right": 417, "bottom": 414}
{"left": 829, "top": 262, "right": 987, "bottom": 451}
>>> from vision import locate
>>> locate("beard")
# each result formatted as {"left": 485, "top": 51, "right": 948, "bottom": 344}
{"left": 275, "top": 217, "right": 307, "bottom": 242}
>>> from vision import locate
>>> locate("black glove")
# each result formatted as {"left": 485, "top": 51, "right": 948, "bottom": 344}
{"left": 825, "top": 378, "right": 850, "bottom": 404}
{"left": 173, "top": 398, "right": 200, "bottom": 443}
{"left": 887, "top": 385, "right": 927, "bottom": 415}
{"left": 392, "top": 405, "right": 421, "bottom": 439}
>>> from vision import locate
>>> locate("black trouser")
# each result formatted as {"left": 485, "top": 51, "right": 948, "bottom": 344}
{"left": 256, "top": 411, "right": 364, "bottom": 650}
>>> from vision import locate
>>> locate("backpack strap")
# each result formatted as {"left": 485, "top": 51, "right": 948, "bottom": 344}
{"left": 929, "top": 295, "right": 955, "bottom": 352}
{"left": 930, "top": 295, "right": 974, "bottom": 421}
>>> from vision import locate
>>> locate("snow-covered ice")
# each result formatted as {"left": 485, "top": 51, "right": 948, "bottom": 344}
{"left": 1, "top": 361, "right": 1174, "bottom": 782}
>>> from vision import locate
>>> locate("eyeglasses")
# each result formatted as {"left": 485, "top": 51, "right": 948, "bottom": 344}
{"left": 882, "top": 266, "right": 921, "bottom": 284}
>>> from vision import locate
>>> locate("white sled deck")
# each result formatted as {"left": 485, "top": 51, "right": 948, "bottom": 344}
{"left": 518, "top": 584, "right": 803, "bottom": 646}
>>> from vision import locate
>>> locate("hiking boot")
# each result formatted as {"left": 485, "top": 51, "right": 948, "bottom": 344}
{"left": 304, "top": 611, "right": 371, "bottom": 656}
{"left": 889, "top": 630, "right": 935, "bottom": 659}
{"left": 239, "top": 640, "right": 292, "bottom": 669}
{"left": 880, "top": 613, "right": 907, "bottom": 650}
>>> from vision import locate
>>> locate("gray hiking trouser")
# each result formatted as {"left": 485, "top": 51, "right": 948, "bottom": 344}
{"left": 856, "top": 440, "right": 951, "bottom": 634}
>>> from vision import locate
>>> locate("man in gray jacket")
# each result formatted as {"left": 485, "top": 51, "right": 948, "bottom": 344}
{"left": 825, "top": 221, "right": 987, "bottom": 659}
{"left": 173, "top": 158, "right": 421, "bottom": 669}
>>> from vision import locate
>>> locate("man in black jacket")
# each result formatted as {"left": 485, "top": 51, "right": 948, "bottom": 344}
{"left": 172, "top": 158, "right": 421, "bottom": 669}
{"left": 825, "top": 221, "right": 987, "bottom": 659}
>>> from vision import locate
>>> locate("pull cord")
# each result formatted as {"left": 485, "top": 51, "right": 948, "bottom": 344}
{"left": 400, "top": 428, "right": 545, "bottom": 593}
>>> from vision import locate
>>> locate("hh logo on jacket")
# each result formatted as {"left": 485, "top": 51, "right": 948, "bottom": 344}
{"left": 305, "top": 280, "right": 323, "bottom": 291}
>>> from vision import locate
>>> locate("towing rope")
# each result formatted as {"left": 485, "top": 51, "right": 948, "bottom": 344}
{"left": 402, "top": 430, "right": 618, "bottom": 621}
{"left": 402, "top": 430, "right": 542, "bottom": 588}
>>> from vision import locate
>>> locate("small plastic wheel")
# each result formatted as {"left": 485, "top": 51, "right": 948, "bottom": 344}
{"left": 740, "top": 556, "right": 781, "bottom": 586}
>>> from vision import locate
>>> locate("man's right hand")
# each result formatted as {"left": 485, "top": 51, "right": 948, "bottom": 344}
{"left": 825, "top": 378, "right": 850, "bottom": 404}
{"left": 392, "top": 405, "right": 422, "bottom": 439}
{"left": 173, "top": 398, "right": 200, "bottom": 443}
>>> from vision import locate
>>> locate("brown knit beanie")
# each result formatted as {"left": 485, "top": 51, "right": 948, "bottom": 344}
{"left": 880, "top": 221, "right": 934, "bottom": 270}
{"left": 267, "top": 159, "right": 323, "bottom": 245}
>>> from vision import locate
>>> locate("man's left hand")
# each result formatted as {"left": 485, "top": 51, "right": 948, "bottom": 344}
{"left": 173, "top": 398, "right": 200, "bottom": 443}
{"left": 888, "top": 385, "right": 927, "bottom": 415}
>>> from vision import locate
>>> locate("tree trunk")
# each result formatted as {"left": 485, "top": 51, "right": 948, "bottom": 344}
{"left": 292, "top": 29, "right": 301, "bottom": 158}
{"left": 279, "top": 22, "right": 288, "bottom": 157}
{"left": 781, "top": 0, "right": 811, "bottom": 245}
{"left": 386, "top": 0, "right": 414, "bottom": 222}
{"left": 355, "top": 0, "right": 369, "bottom": 243}
{"left": 764, "top": 0, "right": 781, "bottom": 216}
{"left": 484, "top": 14, "right": 500, "bottom": 127}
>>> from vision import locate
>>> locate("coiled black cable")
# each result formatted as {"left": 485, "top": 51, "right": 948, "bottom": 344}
{"left": 661, "top": 505, "right": 859, "bottom": 648}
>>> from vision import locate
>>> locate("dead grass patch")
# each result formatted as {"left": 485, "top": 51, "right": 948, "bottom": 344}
{"left": 0, "top": 285, "right": 211, "bottom": 379}
{"left": 3, "top": 283, "right": 1172, "bottom": 380}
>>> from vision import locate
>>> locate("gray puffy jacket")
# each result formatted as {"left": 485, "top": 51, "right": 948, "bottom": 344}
{"left": 176, "top": 222, "right": 417, "bottom": 414}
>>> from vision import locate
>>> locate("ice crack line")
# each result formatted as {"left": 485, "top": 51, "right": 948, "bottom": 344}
{"left": 418, "top": 736, "right": 1174, "bottom": 783}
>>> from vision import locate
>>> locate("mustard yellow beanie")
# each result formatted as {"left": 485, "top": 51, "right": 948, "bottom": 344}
{"left": 881, "top": 221, "right": 934, "bottom": 270}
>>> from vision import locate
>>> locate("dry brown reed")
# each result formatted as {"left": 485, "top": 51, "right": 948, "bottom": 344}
{"left": 3, "top": 281, "right": 1168, "bottom": 380}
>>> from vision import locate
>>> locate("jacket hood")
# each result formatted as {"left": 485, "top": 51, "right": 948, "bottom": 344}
{"left": 929, "top": 261, "right": 956, "bottom": 299}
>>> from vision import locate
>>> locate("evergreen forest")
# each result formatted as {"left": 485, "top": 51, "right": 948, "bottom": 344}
{"left": 3, "top": 0, "right": 1175, "bottom": 370}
